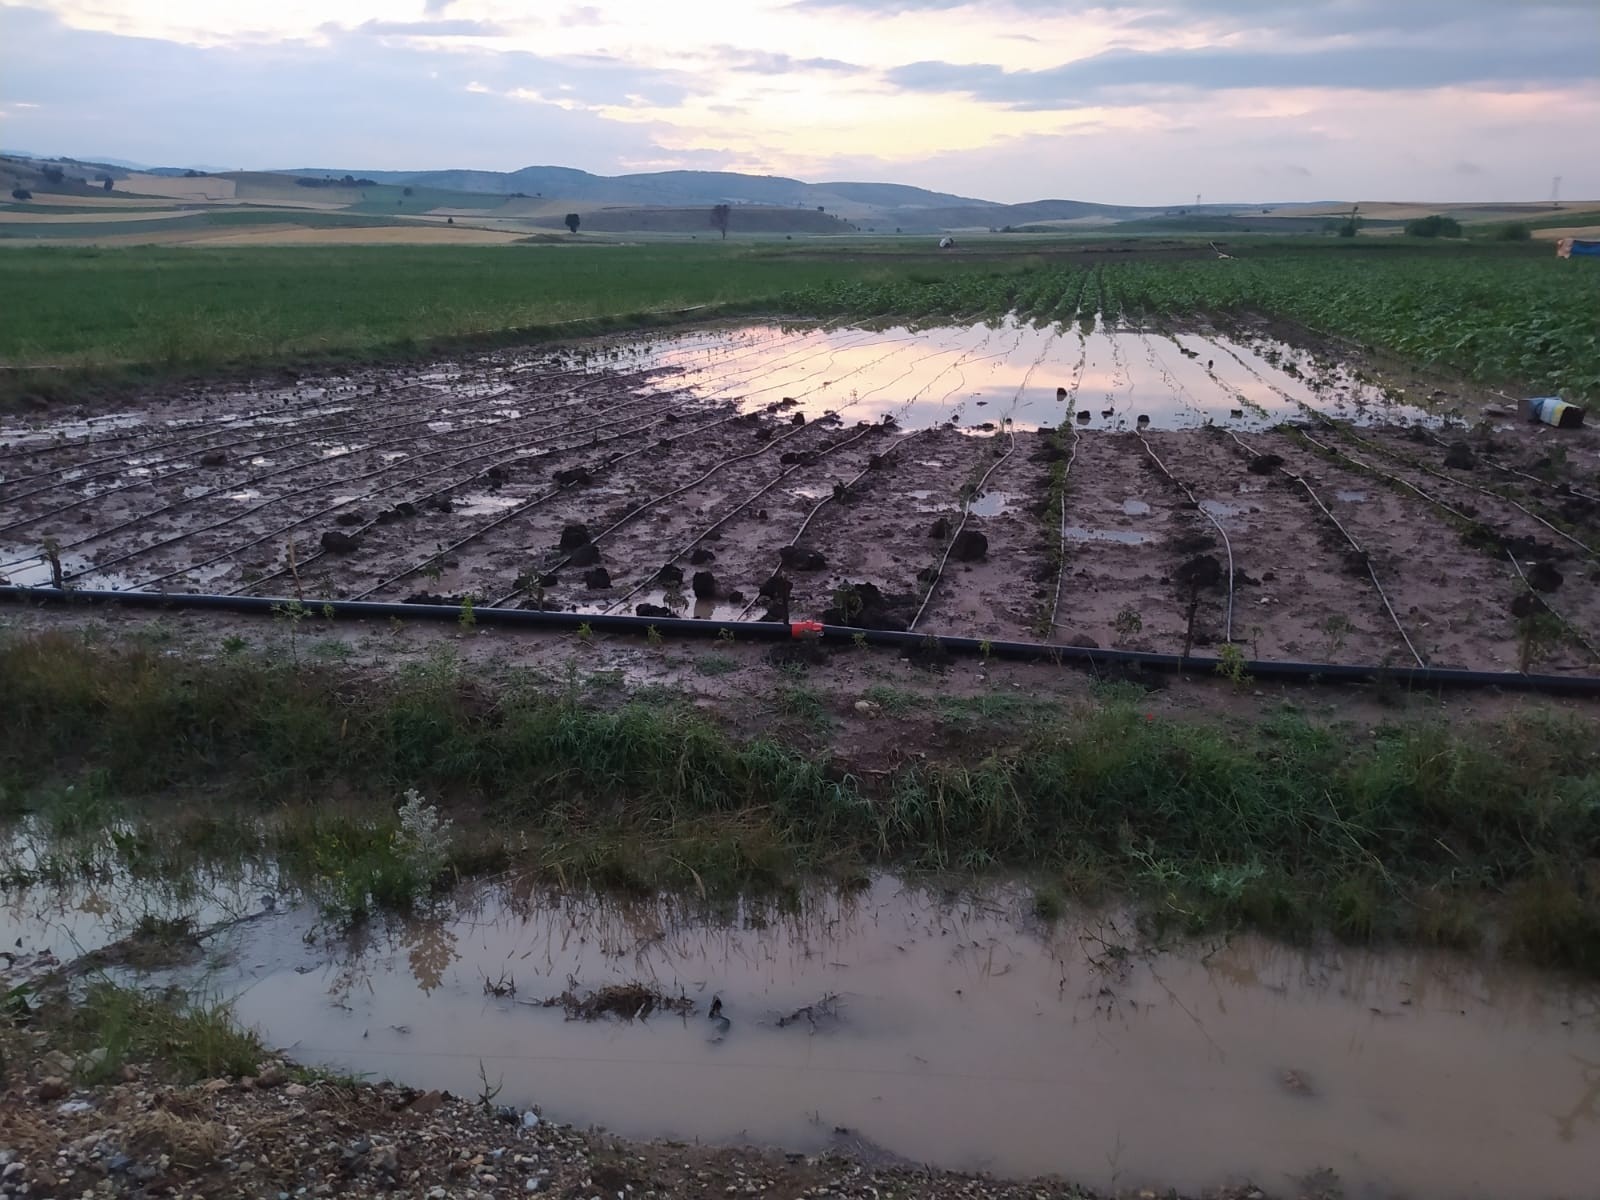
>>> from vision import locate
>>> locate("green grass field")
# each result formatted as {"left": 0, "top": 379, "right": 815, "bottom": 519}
{"left": 1, "top": 239, "right": 1593, "bottom": 404}
{"left": 0, "top": 242, "right": 1014, "bottom": 370}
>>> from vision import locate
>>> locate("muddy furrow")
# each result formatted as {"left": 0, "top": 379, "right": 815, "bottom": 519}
{"left": 1256, "top": 432, "right": 1536, "bottom": 672}
{"left": 1154, "top": 428, "right": 1406, "bottom": 665}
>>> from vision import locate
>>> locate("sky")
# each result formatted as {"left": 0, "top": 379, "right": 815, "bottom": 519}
{"left": 2, "top": 0, "right": 1597, "bottom": 204}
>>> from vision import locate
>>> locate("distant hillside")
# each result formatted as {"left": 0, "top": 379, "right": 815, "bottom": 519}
{"left": 281, "top": 164, "right": 990, "bottom": 215}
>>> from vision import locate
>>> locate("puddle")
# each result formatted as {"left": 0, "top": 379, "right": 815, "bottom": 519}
{"left": 1063, "top": 526, "right": 1152, "bottom": 546}
{"left": 1199, "top": 499, "right": 1248, "bottom": 519}
{"left": 454, "top": 492, "right": 521, "bottom": 516}
{"left": 1121, "top": 499, "right": 1151, "bottom": 516}
{"left": 967, "top": 491, "right": 1018, "bottom": 517}
{"left": 227, "top": 489, "right": 263, "bottom": 502}
{"left": 27, "top": 873, "right": 1573, "bottom": 1200}
{"left": 627, "top": 318, "right": 1414, "bottom": 434}
{"left": 1335, "top": 490, "right": 1368, "bottom": 503}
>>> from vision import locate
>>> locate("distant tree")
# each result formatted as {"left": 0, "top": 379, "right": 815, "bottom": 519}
{"left": 10, "top": 188, "right": 31, "bottom": 201}
{"left": 183, "top": 169, "right": 202, "bottom": 178}
{"left": 564, "top": 212, "right": 580, "bottom": 234}
{"left": 447, "top": 216, "right": 454, "bottom": 225}
{"left": 402, "top": 186, "right": 414, "bottom": 197}
{"left": 1495, "top": 222, "right": 1532, "bottom": 241}
{"left": 340, "top": 174, "right": 357, "bottom": 186}
{"left": 1404, "top": 214, "right": 1463, "bottom": 238}
{"left": 40, "top": 165, "right": 64, "bottom": 185}
{"left": 102, "top": 178, "right": 113, "bottom": 192}
{"left": 816, "top": 205, "right": 824, "bottom": 212}
{"left": 710, "top": 203, "right": 731, "bottom": 240}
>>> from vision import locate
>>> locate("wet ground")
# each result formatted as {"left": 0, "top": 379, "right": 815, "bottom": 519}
{"left": 2, "top": 317, "right": 1597, "bottom": 673}
{"left": 6, "top": 854, "right": 1597, "bottom": 1200}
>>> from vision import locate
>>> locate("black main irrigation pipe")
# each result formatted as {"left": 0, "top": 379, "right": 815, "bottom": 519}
{"left": 9, "top": 584, "right": 1600, "bottom": 697}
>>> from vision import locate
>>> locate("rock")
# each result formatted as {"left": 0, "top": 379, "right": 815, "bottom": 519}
{"left": 57, "top": 1098, "right": 94, "bottom": 1114}
{"left": 688, "top": 548, "right": 716, "bottom": 565}
{"left": 407, "top": 1089, "right": 444, "bottom": 1114}
{"left": 791, "top": 413, "right": 806, "bottom": 425}
{"left": 567, "top": 543, "right": 601, "bottom": 567}
{"left": 395, "top": 501, "right": 418, "bottom": 517}
{"left": 284, "top": 1082, "right": 308, "bottom": 1096}
{"left": 558, "top": 523, "right": 591, "bottom": 550}
{"left": 428, "top": 493, "right": 454, "bottom": 513}
{"left": 256, "top": 1065, "right": 288, "bottom": 1088}
{"left": 1247, "top": 453, "right": 1285, "bottom": 475}
{"left": 635, "top": 604, "right": 675, "bottom": 619}
{"left": 655, "top": 564, "right": 684, "bottom": 586}
{"left": 583, "top": 567, "right": 611, "bottom": 590}
{"left": 927, "top": 517, "right": 951, "bottom": 540}
{"left": 521, "top": 1110, "right": 540, "bottom": 1129}
{"left": 692, "top": 571, "right": 718, "bottom": 600}
{"left": 726, "top": 589, "right": 745, "bottom": 604}
{"left": 199, "top": 450, "right": 228, "bottom": 467}
{"left": 1443, "top": 441, "right": 1476, "bottom": 470}
{"left": 37, "top": 1076, "right": 68, "bottom": 1102}
{"left": 854, "top": 700, "right": 878, "bottom": 715}
{"left": 370, "top": 1146, "right": 399, "bottom": 1175}
{"left": 950, "top": 530, "right": 987, "bottom": 561}
{"left": 319, "top": 530, "right": 360, "bottom": 554}
{"left": 778, "top": 546, "right": 826, "bottom": 571}
{"left": 2, "top": 1162, "right": 24, "bottom": 1180}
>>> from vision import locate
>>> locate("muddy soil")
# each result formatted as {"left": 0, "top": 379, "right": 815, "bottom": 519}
{"left": 2, "top": 319, "right": 1596, "bottom": 674}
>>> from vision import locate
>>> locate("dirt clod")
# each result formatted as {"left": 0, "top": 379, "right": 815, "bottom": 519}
{"left": 558, "top": 524, "right": 591, "bottom": 550}
{"left": 583, "top": 567, "right": 611, "bottom": 589}
{"left": 319, "top": 530, "right": 361, "bottom": 554}
{"left": 951, "top": 530, "right": 988, "bottom": 561}
{"left": 778, "top": 546, "right": 827, "bottom": 571}
{"left": 1443, "top": 442, "right": 1477, "bottom": 470}
{"left": 198, "top": 450, "right": 228, "bottom": 467}
{"left": 568, "top": 543, "right": 601, "bottom": 567}
{"left": 1247, "top": 454, "right": 1285, "bottom": 475}
{"left": 692, "top": 571, "right": 718, "bottom": 600}
{"left": 928, "top": 517, "right": 951, "bottom": 539}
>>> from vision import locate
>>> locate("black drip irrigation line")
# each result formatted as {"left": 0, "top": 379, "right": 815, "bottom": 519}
{"left": 45, "top": 383, "right": 695, "bottom": 588}
{"left": 734, "top": 429, "right": 928, "bottom": 621}
{"left": 485, "top": 397, "right": 866, "bottom": 609}
{"left": 489, "top": 329, "right": 991, "bottom": 611}
{"left": 1426, "top": 428, "right": 1600, "bottom": 507}
{"left": 1321, "top": 423, "right": 1599, "bottom": 557}
{"left": 348, "top": 403, "right": 754, "bottom": 602}
{"left": 222, "top": 397, "right": 702, "bottom": 597}
{"left": 1293, "top": 427, "right": 1600, "bottom": 668}
{"left": 1504, "top": 550, "right": 1600, "bottom": 664}
{"left": 1227, "top": 430, "right": 1425, "bottom": 668}
{"left": 603, "top": 422, "right": 886, "bottom": 615}
{"left": 9, "top": 585, "right": 1600, "bottom": 697}
{"left": 910, "top": 329, "right": 1060, "bottom": 631}
{"left": 1134, "top": 429, "right": 1236, "bottom": 643}
{"left": 0, "top": 370, "right": 669, "bottom": 541}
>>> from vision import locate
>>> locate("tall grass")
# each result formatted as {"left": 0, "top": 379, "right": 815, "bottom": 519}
{"left": 2, "top": 631, "right": 1598, "bottom": 970}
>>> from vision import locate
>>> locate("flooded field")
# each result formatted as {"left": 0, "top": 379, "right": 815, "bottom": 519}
{"left": 2, "top": 317, "right": 1597, "bottom": 673}
{"left": 5, "top": 848, "right": 1596, "bottom": 1200}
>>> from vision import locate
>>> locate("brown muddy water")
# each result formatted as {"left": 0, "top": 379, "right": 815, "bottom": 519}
{"left": 8, "top": 847, "right": 1594, "bottom": 1200}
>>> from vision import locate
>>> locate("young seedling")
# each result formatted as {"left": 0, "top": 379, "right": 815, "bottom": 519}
{"left": 1112, "top": 607, "right": 1143, "bottom": 647}
{"left": 1215, "top": 642, "right": 1251, "bottom": 688}
{"left": 458, "top": 596, "right": 476, "bottom": 632}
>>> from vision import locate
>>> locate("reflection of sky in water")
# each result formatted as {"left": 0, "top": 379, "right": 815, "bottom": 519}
{"left": 616, "top": 319, "right": 1431, "bottom": 434}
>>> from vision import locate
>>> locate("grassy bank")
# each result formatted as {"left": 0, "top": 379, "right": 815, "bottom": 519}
{"left": 3, "top": 631, "right": 1598, "bottom": 971}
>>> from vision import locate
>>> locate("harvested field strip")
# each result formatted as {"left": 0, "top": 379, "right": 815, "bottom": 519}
{"left": 3, "top": 632, "right": 1600, "bottom": 973}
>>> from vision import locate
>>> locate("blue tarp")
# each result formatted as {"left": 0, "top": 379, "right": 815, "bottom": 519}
{"left": 1570, "top": 240, "right": 1600, "bottom": 256}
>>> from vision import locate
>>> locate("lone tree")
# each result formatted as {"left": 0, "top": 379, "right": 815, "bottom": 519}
{"left": 11, "top": 188, "right": 31, "bottom": 201}
{"left": 1404, "top": 214, "right": 1463, "bottom": 238}
{"left": 102, "top": 178, "right": 113, "bottom": 192}
{"left": 710, "top": 203, "right": 731, "bottom": 240}
{"left": 564, "top": 212, "right": 580, "bottom": 234}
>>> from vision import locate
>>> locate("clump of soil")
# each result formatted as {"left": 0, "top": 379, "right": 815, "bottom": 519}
{"left": 559, "top": 523, "right": 592, "bottom": 550}
{"left": 1443, "top": 442, "right": 1477, "bottom": 470}
{"left": 543, "top": 982, "right": 695, "bottom": 1022}
{"left": 1175, "top": 554, "right": 1223, "bottom": 590}
{"left": 778, "top": 546, "right": 827, "bottom": 571}
{"left": 1247, "top": 454, "right": 1285, "bottom": 476}
{"left": 636, "top": 603, "right": 675, "bottom": 619}
{"left": 692, "top": 571, "right": 718, "bottom": 600}
{"left": 950, "top": 530, "right": 988, "bottom": 562}
{"left": 822, "top": 582, "right": 914, "bottom": 632}
{"left": 689, "top": 548, "right": 716, "bottom": 565}
{"left": 656, "top": 564, "right": 684, "bottom": 586}
{"left": 320, "top": 530, "right": 361, "bottom": 554}
{"left": 928, "top": 517, "right": 951, "bottom": 539}
{"left": 568, "top": 543, "right": 602, "bottom": 567}
{"left": 583, "top": 567, "right": 611, "bottom": 590}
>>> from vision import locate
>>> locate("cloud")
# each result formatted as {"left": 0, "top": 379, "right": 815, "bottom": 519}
{"left": 713, "top": 46, "right": 864, "bottom": 74}
{"left": 885, "top": 36, "right": 1600, "bottom": 110}
{"left": 350, "top": 20, "right": 507, "bottom": 38}
{"left": 1453, "top": 160, "right": 1487, "bottom": 176}
{"left": 422, "top": 0, "right": 454, "bottom": 14}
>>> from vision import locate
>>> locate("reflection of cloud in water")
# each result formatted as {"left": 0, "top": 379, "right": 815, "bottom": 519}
{"left": 612, "top": 319, "right": 1438, "bottom": 435}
